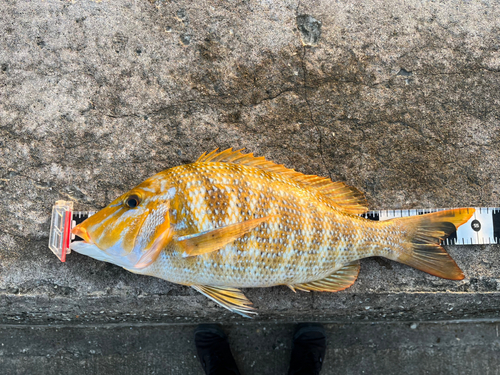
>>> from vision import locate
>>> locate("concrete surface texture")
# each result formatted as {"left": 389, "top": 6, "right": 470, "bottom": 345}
{"left": 3, "top": 320, "right": 500, "bottom": 375}
{"left": 1, "top": 0, "right": 500, "bottom": 373}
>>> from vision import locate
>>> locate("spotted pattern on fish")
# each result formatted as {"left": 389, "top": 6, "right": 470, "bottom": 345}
{"left": 71, "top": 149, "right": 475, "bottom": 317}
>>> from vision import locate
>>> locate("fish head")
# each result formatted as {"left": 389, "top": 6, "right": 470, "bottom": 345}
{"left": 70, "top": 176, "right": 174, "bottom": 271}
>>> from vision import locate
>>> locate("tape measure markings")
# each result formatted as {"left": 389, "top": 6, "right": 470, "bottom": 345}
{"left": 361, "top": 207, "right": 500, "bottom": 245}
{"left": 48, "top": 202, "right": 500, "bottom": 263}
{"left": 73, "top": 208, "right": 500, "bottom": 245}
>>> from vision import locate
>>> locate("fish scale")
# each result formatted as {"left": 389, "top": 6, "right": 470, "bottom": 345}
{"left": 68, "top": 148, "right": 474, "bottom": 317}
{"left": 143, "top": 163, "right": 393, "bottom": 287}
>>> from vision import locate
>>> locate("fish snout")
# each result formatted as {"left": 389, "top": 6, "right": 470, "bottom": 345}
{"left": 72, "top": 224, "right": 93, "bottom": 244}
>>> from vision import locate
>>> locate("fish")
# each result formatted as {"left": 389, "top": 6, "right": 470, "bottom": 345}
{"left": 71, "top": 148, "right": 474, "bottom": 317}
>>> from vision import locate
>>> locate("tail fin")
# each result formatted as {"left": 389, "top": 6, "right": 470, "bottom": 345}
{"left": 388, "top": 208, "right": 474, "bottom": 280}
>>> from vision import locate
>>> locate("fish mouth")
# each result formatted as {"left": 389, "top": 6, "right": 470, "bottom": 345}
{"left": 71, "top": 224, "right": 94, "bottom": 244}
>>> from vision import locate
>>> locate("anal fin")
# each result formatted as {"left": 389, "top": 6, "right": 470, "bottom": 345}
{"left": 289, "top": 261, "right": 360, "bottom": 292}
{"left": 192, "top": 285, "right": 257, "bottom": 318}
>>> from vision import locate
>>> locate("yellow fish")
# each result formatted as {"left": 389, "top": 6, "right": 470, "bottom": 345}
{"left": 71, "top": 148, "right": 474, "bottom": 317}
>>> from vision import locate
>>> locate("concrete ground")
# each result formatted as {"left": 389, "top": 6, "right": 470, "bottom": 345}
{"left": 3, "top": 320, "right": 500, "bottom": 375}
{"left": 2, "top": 0, "right": 500, "bottom": 373}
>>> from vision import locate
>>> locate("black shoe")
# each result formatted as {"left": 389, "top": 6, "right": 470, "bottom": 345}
{"left": 288, "top": 323, "right": 326, "bottom": 375}
{"left": 194, "top": 324, "right": 241, "bottom": 375}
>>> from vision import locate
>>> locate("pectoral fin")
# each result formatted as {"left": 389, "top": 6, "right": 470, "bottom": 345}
{"left": 178, "top": 216, "right": 274, "bottom": 257}
{"left": 192, "top": 285, "right": 256, "bottom": 318}
{"left": 289, "top": 261, "right": 360, "bottom": 292}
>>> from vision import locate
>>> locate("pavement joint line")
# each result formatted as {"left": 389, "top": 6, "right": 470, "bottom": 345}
{"left": 2, "top": 317, "right": 500, "bottom": 330}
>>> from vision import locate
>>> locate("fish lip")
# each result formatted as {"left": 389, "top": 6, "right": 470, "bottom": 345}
{"left": 71, "top": 224, "right": 94, "bottom": 244}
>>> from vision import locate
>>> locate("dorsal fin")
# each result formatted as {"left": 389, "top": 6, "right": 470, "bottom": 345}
{"left": 196, "top": 148, "right": 368, "bottom": 214}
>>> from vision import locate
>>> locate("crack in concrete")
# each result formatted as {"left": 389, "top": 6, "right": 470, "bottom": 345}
{"left": 1, "top": 167, "right": 94, "bottom": 207}
{"left": 101, "top": 88, "right": 298, "bottom": 120}
{"left": 234, "top": 87, "right": 296, "bottom": 108}
{"left": 299, "top": 46, "right": 332, "bottom": 180}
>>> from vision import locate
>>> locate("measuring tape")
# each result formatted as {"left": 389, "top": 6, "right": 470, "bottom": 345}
{"left": 360, "top": 207, "right": 500, "bottom": 245}
{"left": 48, "top": 201, "right": 500, "bottom": 262}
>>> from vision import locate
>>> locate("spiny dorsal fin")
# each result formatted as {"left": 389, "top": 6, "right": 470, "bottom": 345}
{"left": 177, "top": 215, "right": 274, "bottom": 257}
{"left": 197, "top": 148, "right": 368, "bottom": 214}
{"left": 289, "top": 261, "right": 360, "bottom": 292}
{"left": 192, "top": 285, "right": 257, "bottom": 318}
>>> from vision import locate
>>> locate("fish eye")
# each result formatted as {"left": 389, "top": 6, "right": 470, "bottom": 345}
{"left": 125, "top": 194, "right": 141, "bottom": 208}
